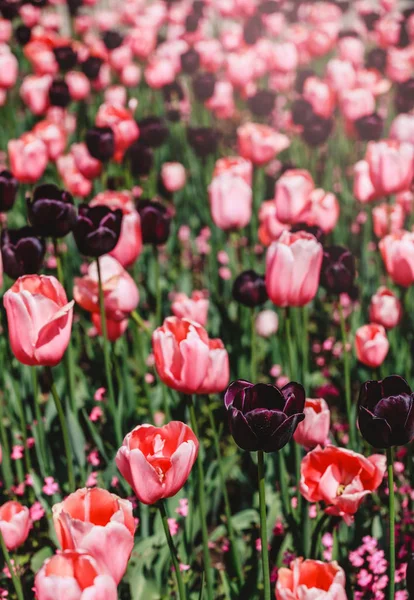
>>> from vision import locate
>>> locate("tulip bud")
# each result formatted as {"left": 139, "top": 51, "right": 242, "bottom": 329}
{"left": 136, "top": 199, "right": 171, "bottom": 245}
{"left": 224, "top": 380, "right": 305, "bottom": 452}
{"left": 0, "top": 170, "right": 18, "bottom": 212}
{"left": 0, "top": 501, "right": 30, "bottom": 550}
{"left": 358, "top": 375, "right": 414, "bottom": 448}
{"left": 232, "top": 270, "right": 268, "bottom": 308}
{"left": 73, "top": 204, "right": 122, "bottom": 257}
{"left": 27, "top": 183, "right": 77, "bottom": 238}
{"left": 53, "top": 45, "right": 78, "bottom": 71}
{"left": 1, "top": 227, "right": 45, "bottom": 279}
{"left": 320, "top": 246, "right": 356, "bottom": 295}
{"left": 137, "top": 116, "right": 168, "bottom": 148}
{"left": 49, "top": 78, "right": 71, "bottom": 108}
{"left": 355, "top": 324, "right": 389, "bottom": 369}
{"left": 102, "top": 29, "right": 123, "bottom": 50}
{"left": 85, "top": 126, "right": 115, "bottom": 162}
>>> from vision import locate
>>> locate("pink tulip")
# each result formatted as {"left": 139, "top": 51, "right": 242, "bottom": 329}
{"left": 339, "top": 88, "right": 375, "bottom": 122}
{"left": 161, "top": 162, "right": 186, "bottom": 193}
{"left": 90, "top": 191, "right": 142, "bottom": 267}
{"left": 265, "top": 230, "right": 323, "bottom": 307}
{"left": 104, "top": 85, "right": 127, "bottom": 107}
{"left": 237, "top": 122, "right": 290, "bottom": 166}
{"left": 326, "top": 59, "right": 356, "bottom": 93}
{"left": 0, "top": 50, "right": 18, "bottom": 89}
{"left": 379, "top": 231, "right": 414, "bottom": 287}
{"left": 71, "top": 143, "right": 102, "bottom": 180}
{"left": 95, "top": 103, "right": 139, "bottom": 162}
{"left": 294, "top": 398, "right": 330, "bottom": 448}
{"left": 255, "top": 309, "right": 279, "bottom": 338}
{"left": 121, "top": 64, "right": 141, "bottom": 87}
{"left": 56, "top": 154, "right": 92, "bottom": 198}
{"left": 372, "top": 203, "right": 404, "bottom": 238}
{"left": 355, "top": 324, "right": 389, "bottom": 368}
{"left": 303, "top": 76, "right": 335, "bottom": 119}
{"left": 4, "top": 275, "right": 74, "bottom": 367}
{"left": 369, "top": 287, "right": 402, "bottom": 330}
{"left": 145, "top": 58, "right": 176, "bottom": 89}
{"left": 52, "top": 488, "right": 136, "bottom": 584}
{"left": 298, "top": 188, "right": 340, "bottom": 234}
{"left": 366, "top": 140, "right": 414, "bottom": 197}
{"left": 32, "top": 119, "right": 67, "bottom": 161}
{"left": 65, "top": 71, "right": 90, "bottom": 101}
{"left": 35, "top": 550, "right": 118, "bottom": 600}
{"left": 8, "top": 133, "right": 48, "bottom": 184}
{"left": 205, "top": 80, "right": 235, "bottom": 120}
{"left": 0, "top": 19, "right": 12, "bottom": 43}
{"left": 338, "top": 36, "right": 365, "bottom": 67}
{"left": 274, "top": 169, "right": 314, "bottom": 225}
{"left": 152, "top": 317, "right": 228, "bottom": 394}
{"left": 276, "top": 558, "right": 347, "bottom": 600}
{"left": 258, "top": 200, "right": 287, "bottom": 246}
{"left": 213, "top": 155, "right": 252, "bottom": 186}
{"left": 0, "top": 501, "right": 30, "bottom": 550}
{"left": 171, "top": 291, "right": 209, "bottom": 326}
{"left": 390, "top": 113, "right": 414, "bottom": 146}
{"left": 209, "top": 171, "right": 252, "bottom": 231}
{"left": 116, "top": 421, "right": 199, "bottom": 505}
{"left": 353, "top": 160, "right": 377, "bottom": 204}
{"left": 73, "top": 256, "right": 139, "bottom": 321}
{"left": 92, "top": 314, "right": 129, "bottom": 342}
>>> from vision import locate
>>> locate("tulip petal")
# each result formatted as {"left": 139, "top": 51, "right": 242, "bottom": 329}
{"left": 264, "top": 413, "right": 305, "bottom": 452}
{"left": 124, "top": 447, "right": 165, "bottom": 505}
{"left": 282, "top": 382, "right": 306, "bottom": 415}
{"left": 243, "top": 384, "right": 286, "bottom": 412}
{"left": 229, "top": 407, "right": 259, "bottom": 451}
{"left": 163, "top": 440, "right": 198, "bottom": 499}
{"left": 358, "top": 405, "right": 392, "bottom": 448}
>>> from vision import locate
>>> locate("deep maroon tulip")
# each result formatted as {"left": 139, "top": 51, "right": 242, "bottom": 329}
{"left": 320, "top": 245, "right": 356, "bottom": 295}
{"left": 408, "top": 553, "right": 414, "bottom": 599}
{"left": 14, "top": 24, "right": 31, "bottom": 45}
{"left": 243, "top": 15, "right": 262, "bottom": 45}
{"left": 258, "top": 0, "right": 279, "bottom": 14}
{"left": 302, "top": 115, "right": 333, "bottom": 146}
{"left": 126, "top": 142, "right": 154, "bottom": 176}
{"left": 395, "top": 79, "right": 414, "bottom": 114}
{"left": 247, "top": 90, "right": 276, "bottom": 117}
{"left": 358, "top": 376, "right": 414, "bottom": 448}
{"left": 365, "top": 48, "right": 387, "bottom": 72}
{"left": 354, "top": 113, "right": 383, "bottom": 141}
{"left": 180, "top": 48, "right": 200, "bottom": 74}
{"left": 27, "top": 184, "right": 77, "bottom": 238}
{"left": 85, "top": 127, "right": 115, "bottom": 162}
{"left": 187, "top": 127, "right": 220, "bottom": 157}
{"left": 224, "top": 380, "right": 305, "bottom": 452}
{"left": 192, "top": 73, "right": 216, "bottom": 102}
{"left": 53, "top": 46, "right": 77, "bottom": 71}
{"left": 1, "top": 227, "right": 45, "bottom": 279}
{"left": 185, "top": 12, "right": 200, "bottom": 32}
{"left": 136, "top": 200, "right": 171, "bottom": 246}
{"left": 163, "top": 81, "right": 185, "bottom": 103}
{"left": 295, "top": 69, "right": 315, "bottom": 94}
{"left": 232, "top": 270, "right": 268, "bottom": 308}
{"left": 73, "top": 205, "right": 122, "bottom": 257}
{"left": 137, "top": 117, "right": 169, "bottom": 148}
{"left": 81, "top": 56, "right": 103, "bottom": 80}
{"left": 102, "top": 30, "right": 123, "bottom": 50}
{"left": 361, "top": 11, "right": 380, "bottom": 31}
{"left": 49, "top": 79, "right": 71, "bottom": 108}
{"left": 0, "top": 170, "right": 18, "bottom": 212}
{"left": 0, "top": 0, "right": 21, "bottom": 20}
{"left": 291, "top": 99, "right": 314, "bottom": 127}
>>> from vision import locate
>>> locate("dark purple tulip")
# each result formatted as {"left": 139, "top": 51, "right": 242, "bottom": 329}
{"left": 358, "top": 376, "right": 414, "bottom": 448}
{"left": 27, "top": 184, "right": 77, "bottom": 238}
{"left": 361, "top": 11, "right": 380, "bottom": 31}
{"left": 73, "top": 205, "right": 122, "bottom": 257}
{"left": 136, "top": 200, "right": 171, "bottom": 246}
{"left": 291, "top": 223, "right": 325, "bottom": 244}
{"left": 192, "top": 73, "right": 216, "bottom": 102}
{"left": 187, "top": 127, "right": 220, "bottom": 157}
{"left": 295, "top": 69, "right": 315, "bottom": 94}
{"left": 395, "top": 79, "right": 414, "bottom": 114}
{"left": 247, "top": 90, "right": 276, "bottom": 117}
{"left": 354, "top": 113, "right": 383, "bottom": 141}
{"left": 0, "top": 170, "right": 18, "bottom": 212}
{"left": 291, "top": 99, "right": 314, "bottom": 127}
{"left": 185, "top": 12, "right": 200, "bottom": 32}
{"left": 224, "top": 380, "right": 305, "bottom": 452}
{"left": 408, "top": 552, "right": 414, "bottom": 599}
{"left": 81, "top": 56, "right": 103, "bottom": 80}
{"left": 232, "top": 270, "right": 268, "bottom": 308}
{"left": 320, "top": 245, "right": 356, "bottom": 295}
{"left": 257, "top": 1, "right": 279, "bottom": 14}
{"left": 126, "top": 142, "right": 154, "bottom": 177}
{"left": 180, "top": 48, "right": 200, "bottom": 74}
{"left": 85, "top": 127, "right": 115, "bottom": 162}
{"left": 49, "top": 78, "right": 71, "bottom": 108}
{"left": 53, "top": 45, "right": 77, "bottom": 71}
{"left": 14, "top": 24, "right": 31, "bottom": 45}
{"left": 137, "top": 116, "right": 169, "bottom": 148}
{"left": 102, "top": 30, "right": 123, "bottom": 50}
{"left": 0, "top": 0, "right": 21, "bottom": 20}
{"left": 302, "top": 115, "right": 333, "bottom": 146}
{"left": 243, "top": 15, "right": 262, "bottom": 45}
{"left": 1, "top": 227, "right": 46, "bottom": 279}
{"left": 365, "top": 48, "right": 387, "bottom": 72}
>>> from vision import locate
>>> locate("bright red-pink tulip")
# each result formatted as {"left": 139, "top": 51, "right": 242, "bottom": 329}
{"left": 209, "top": 171, "right": 252, "bottom": 231}
{"left": 171, "top": 291, "right": 209, "bottom": 327}
{"left": 265, "top": 230, "right": 323, "bottom": 307}
{"left": 152, "top": 317, "right": 229, "bottom": 394}
{"left": 276, "top": 558, "right": 347, "bottom": 600}
{"left": 20, "top": 74, "right": 52, "bottom": 115}
{"left": 298, "top": 188, "right": 340, "bottom": 234}
{"left": 8, "top": 133, "right": 48, "bottom": 184}
{"left": 73, "top": 256, "right": 139, "bottom": 321}
{"left": 52, "top": 488, "right": 135, "bottom": 584}
{"left": 274, "top": 169, "right": 314, "bottom": 225}
{"left": 56, "top": 154, "right": 92, "bottom": 198}
{"left": 0, "top": 501, "right": 30, "bottom": 550}
{"left": 0, "top": 50, "right": 18, "bottom": 89}
{"left": 91, "top": 314, "right": 129, "bottom": 342}
{"left": 369, "top": 287, "right": 402, "bottom": 330}
{"left": 35, "top": 550, "right": 118, "bottom": 600}
{"left": 116, "top": 421, "right": 199, "bottom": 505}
{"left": 65, "top": 71, "right": 90, "bottom": 101}
{"left": 258, "top": 200, "right": 287, "bottom": 246}
{"left": 4, "top": 275, "right": 74, "bottom": 367}
{"left": 353, "top": 160, "right": 377, "bottom": 204}
{"left": 90, "top": 191, "right": 142, "bottom": 267}
{"left": 379, "top": 231, "right": 414, "bottom": 287}
{"left": 355, "top": 324, "right": 389, "bottom": 368}
{"left": 300, "top": 445, "right": 386, "bottom": 522}
{"left": 293, "top": 398, "right": 330, "bottom": 449}
{"left": 237, "top": 122, "right": 290, "bottom": 166}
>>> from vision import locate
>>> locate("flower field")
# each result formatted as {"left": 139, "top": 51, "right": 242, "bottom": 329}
{"left": 0, "top": 0, "right": 413, "bottom": 598}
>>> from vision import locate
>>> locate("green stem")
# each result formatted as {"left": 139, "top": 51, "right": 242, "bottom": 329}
{"left": 153, "top": 246, "right": 162, "bottom": 326}
{"left": 207, "top": 403, "right": 244, "bottom": 587}
{"left": 0, "top": 529, "right": 24, "bottom": 600}
{"left": 251, "top": 309, "right": 257, "bottom": 382}
{"left": 285, "top": 308, "right": 295, "bottom": 380}
{"left": 310, "top": 512, "right": 329, "bottom": 559}
{"left": 159, "top": 501, "right": 187, "bottom": 600}
{"left": 15, "top": 383, "right": 31, "bottom": 475}
{"left": 0, "top": 400, "right": 13, "bottom": 490}
{"left": 32, "top": 367, "right": 49, "bottom": 472}
{"left": 131, "top": 310, "right": 151, "bottom": 336}
{"left": 387, "top": 447, "right": 395, "bottom": 600}
{"left": 187, "top": 396, "right": 214, "bottom": 600}
{"left": 46, "top": 367, "right": 75, "bottom": 492}
{"left": 338, "top": 303, "right": 356, "bottom": 448}
{"left": 257, "top": 450, "right": 271, "bottom": 600}
{"left": 295, "top": 442, "right": 302, "bottom": 516}
{"left": 96, "top": 258, "right": 122, "bottom": 446}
